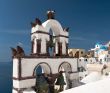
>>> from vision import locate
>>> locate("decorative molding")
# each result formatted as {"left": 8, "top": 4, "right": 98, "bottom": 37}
{"left": 54, "top": 35, "right": 69, "bottom": 38}
{"left": 24, "top": 55, "right": 72, "bottom": 58}
{"left": 31, "top": 53, "right": 49, "bottom": 56}
{"left": 13, "top": 58, "right": 36, "bottom": 81}
{"left": 13, "top": 76, "right": 36, "bottom": 80}
{"left": 31, "top": 31, "right": 49, "bottom": 35}
{"left": 31, "top": 31, "right": 69, "bottom": 38}
{"left": 33, "top": 62, "right": 52, "bottom": 76}
{"left": 58, "top": 62, "right": 72, "bottom": 72}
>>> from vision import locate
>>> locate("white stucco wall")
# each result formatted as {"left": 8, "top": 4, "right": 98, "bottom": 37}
{"left": 13, "top": 18, "right": 71, "bottom": 92}
{"left": 87, "top": 58, "right": 97, "bottom": 64}
{"left": 78, "top": 58, "right": 86, "bottom": 67}
{"left": 13, "top": 59, "right": 19, "bottom": 78}
{"left": 12, "top": 89, "right": 18, "bottom": 93}
{"left": 23, "top": 89, "right": 36, "bottom": 93}
{"left": 13, "top": 79, "right": 36, "bottom": 89}
{"left": 31, "top": 25, "right": 46, "bottom": 34}
{"left": 42, "top": 19, "right": 66, "bottom": 36}
{"left": 33, "top": 38, "right": 37, "bottom": 53}
{"left": 31, "top": 19, "right": 68, "bottom": 55}
{"left": 13, "top": 57, "right": 78, "bottom": 90}
{"left": 20, "top": 58, "right": 78, "bottom": 77}
{"left": 31, "top": 33, "right": 49, "bottom": 54}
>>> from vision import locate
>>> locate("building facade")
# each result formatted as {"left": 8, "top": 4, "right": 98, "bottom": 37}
{"left": 12, "top": 11, "right": 82, "bottom": 93}
{"left": 68, "top": 48, "right": 85, "bottom": 58}
{"left": 90, "top": 42, "right": 110, "bottom": 63}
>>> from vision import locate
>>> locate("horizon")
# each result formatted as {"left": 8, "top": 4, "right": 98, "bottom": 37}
{"left": 0, "top": 0, "right": 110, "bottom": 62}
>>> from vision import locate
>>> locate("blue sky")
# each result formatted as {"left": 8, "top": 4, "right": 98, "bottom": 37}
{"left": 0, "top": 0, "right": 110, "bottom": 62}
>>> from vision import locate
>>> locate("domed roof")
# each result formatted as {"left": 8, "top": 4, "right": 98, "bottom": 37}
{"left": 100, "top": 45, "right": 107, "bottom": 50}
{"left": 95, "top": 42, "right": 102, "bottom": 46}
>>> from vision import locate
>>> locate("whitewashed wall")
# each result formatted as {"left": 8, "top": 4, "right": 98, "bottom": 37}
{"left": 21, "top": 58, "right": 78, "bottom": 77}
{"left": 13, "top": 58, "right": 78, "bottom": 90}
{"left": 31, "top": 19, "right": 68, "bottom": 55}
{"left": 13, "top": 59, "right": 19, "bottom": 78}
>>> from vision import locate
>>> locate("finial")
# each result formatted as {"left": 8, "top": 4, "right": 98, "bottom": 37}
{"left": 35, "top": 18, "right": 42, "bottom": 25}
{"left": 63, "top": 27, "right": 69, "bottom": 32}
{"left": 10, "top": 47, "right": 17, "bottom": 58}
{"left": 31, "top": 22, "right": 36, "bottom": 27}
{"left": 47, "top": 10, "right": 55, "bottom": 19}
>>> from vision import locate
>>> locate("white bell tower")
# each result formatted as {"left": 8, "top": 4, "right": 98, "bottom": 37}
{"left": 31, "top": 18, "right": 50, "bottom": 56}
{"left": 12, "top": 11, "right": 79, "bottom": 93}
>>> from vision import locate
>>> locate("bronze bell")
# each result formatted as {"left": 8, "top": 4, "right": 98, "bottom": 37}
{"left": 55, "top": 72, "right": 66, "bottom": 85}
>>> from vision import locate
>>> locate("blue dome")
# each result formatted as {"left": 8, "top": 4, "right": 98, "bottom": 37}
{"left": 95, "top": 42, "right": 102, "bottom": 46}
{"left": 100, "top": 45, "right": 107, "bottom": 50}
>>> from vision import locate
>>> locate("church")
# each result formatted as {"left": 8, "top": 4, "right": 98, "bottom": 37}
{"left": 12, "top": 11, "right": 81, "bottom": 93}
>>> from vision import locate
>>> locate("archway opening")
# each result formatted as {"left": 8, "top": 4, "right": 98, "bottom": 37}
{"left": 43, "top": 20, "right": 64, "bottom": 57}
{"left": 33, "top": 63, "right": 52, "bottom": 93}
{"left": 58, "top": 62, "right": 72, "bottom": 75}
{"left": 55, "top": 62, "right": 72, "bottom": 91}
{"left": 48, "top": 29, "right": 55, "bottom": 56}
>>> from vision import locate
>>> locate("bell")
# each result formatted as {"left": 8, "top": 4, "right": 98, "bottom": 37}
{"left": 55, "top": 72, "right": 66, "bottom": 85}
{"left": 35, "top": 75, "right": 49, "bottom": 93}
{"left": 55, "top": 72, "right": 66, "bottom": 92}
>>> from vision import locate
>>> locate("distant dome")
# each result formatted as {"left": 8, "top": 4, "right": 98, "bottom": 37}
{"left": 95, "top": 42, "right": 102, "bottom": 46}
{"left": 100, "top": 45, "right": 107, "bottom": 50}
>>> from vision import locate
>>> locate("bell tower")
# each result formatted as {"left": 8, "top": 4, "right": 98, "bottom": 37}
{"left": 12, "top": 11, "right": 79, "bottom": 93}
{"left": 31, "top": 18, "right": 50, "bottom": 56}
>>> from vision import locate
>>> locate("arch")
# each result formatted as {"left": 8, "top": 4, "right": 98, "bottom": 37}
{"left": 57, "top": 62, "right": 72, "bottom": 90}
{"left": 42, "top": 19, "right": 68, "bottom": 56}
{"left": 33, "top": 62, "right": 52, "bottom": 76}
{"left": 58, "top": 62, "right": 72, "bottom": 73}
{"left": 42, "top": 19, "right": 64, "bottom": 36}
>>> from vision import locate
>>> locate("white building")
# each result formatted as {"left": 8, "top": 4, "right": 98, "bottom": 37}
{"left": 12, "top": 11, "right": 83, "bottom": 93}
{"left": 90, "top": 42, "right": 110, "bottom": 63}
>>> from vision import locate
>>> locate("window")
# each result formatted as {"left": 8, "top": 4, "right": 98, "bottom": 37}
{"left": 81, "top": 51, "right": 83, "bottom": 54}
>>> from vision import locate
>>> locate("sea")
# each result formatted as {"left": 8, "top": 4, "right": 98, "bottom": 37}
{"left": 0, "top": 62, "right": 42, "bottom": 93}
{"left": 0, "top": 62, "right": 12, "bottom": 93}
